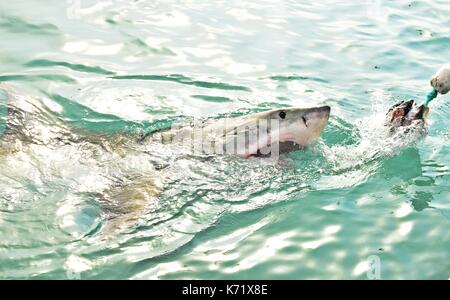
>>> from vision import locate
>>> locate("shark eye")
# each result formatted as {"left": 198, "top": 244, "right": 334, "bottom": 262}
{"left": 302, "top": 116, "right": 307, "bottom": 126}
{"left": 279, "top": 111, "right": 286, "bottom": 119}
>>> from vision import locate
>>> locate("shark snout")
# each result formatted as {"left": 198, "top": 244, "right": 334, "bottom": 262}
{"left": 304, "top": 105, "right": 331, "bottom": 125}
{"left": 288, "top": 105, "right": 330, "bottom": 145}
{"left": 319, "top": 105, "right": 331, "bottom": 119}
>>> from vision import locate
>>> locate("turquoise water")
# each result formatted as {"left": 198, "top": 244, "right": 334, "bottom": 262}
{"left": 0, "top": 0, "right": 449, "bottom": 279}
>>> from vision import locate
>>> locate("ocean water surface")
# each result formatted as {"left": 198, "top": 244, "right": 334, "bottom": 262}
{"left": 0, "top": 0, "right": 449, "bottom": 279}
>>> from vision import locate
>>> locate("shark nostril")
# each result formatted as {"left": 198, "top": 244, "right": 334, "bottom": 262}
{"left": 302, "top": 116, "right": 308, "bottom": 127}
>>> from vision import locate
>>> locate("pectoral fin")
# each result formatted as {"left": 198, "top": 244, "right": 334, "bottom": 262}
{"left": 97, "top": 174, "right": 163, "bottom": 235}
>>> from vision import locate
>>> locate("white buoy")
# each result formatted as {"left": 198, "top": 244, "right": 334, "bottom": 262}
{"left": 431, "top": 64, "right": 450, "bottom": 95}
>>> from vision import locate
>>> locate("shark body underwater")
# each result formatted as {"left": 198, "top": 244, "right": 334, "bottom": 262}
{"left": 0, "top": 82, "right": 432, "bottom": 235}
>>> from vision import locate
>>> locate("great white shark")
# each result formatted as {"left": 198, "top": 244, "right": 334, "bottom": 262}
{"left": 0, "top": 84, "right": 330, "bottom": 234}
{"left": 146, "top": 106, "right": 330, "bottom": 158}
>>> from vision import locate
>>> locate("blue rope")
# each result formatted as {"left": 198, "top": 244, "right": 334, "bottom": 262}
{"left": 424, "top": 88, "right": 438, "bottom": 107}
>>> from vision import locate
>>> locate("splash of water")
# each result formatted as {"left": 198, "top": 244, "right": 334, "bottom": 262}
{"left": 318, "top": 110, "right": 425, "bottom": 181}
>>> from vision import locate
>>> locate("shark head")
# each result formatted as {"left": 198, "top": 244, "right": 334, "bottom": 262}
{"left": 258, "top": 106, "right": 331, "bottom": 145}
{"left": 156, "top": 105, "right": 330, "bottom": 158}
{"left": 214, "top": 106, "right": 330, "bottom": 157}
